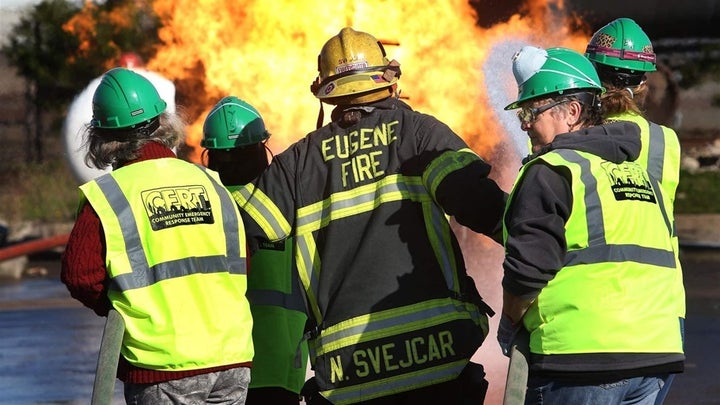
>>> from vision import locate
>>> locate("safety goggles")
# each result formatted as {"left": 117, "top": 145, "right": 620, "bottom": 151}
{"left": 516, "top": 99, "right": 568, "bottom": 125}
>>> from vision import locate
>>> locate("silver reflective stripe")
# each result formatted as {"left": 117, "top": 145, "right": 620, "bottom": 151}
{"left": 296, "top": 178, "right": 429, "bottom": 232}
{"left": 565, "top": 244, "right": 676, "bottom": 268}
{"left": 426, "top": 201, "right": 458, "bottom": 292}
{"left": 196, "top": 165, "right": 244, "bottom": 273}
{"left": 646, "top": 171, "right": 673, "bottom": 237}
{"left": 296, "top": 233, "right": 322, "bottom": 323}
{"left": 314, "top": 300, "right": 475, "bottom": 355}
{"left": 647, "top": 122, "right": 666, "bottom": 184}
{"left": 558, "top": 150, "right": 606, "bottom": 245}
{"left": 327, "top": 360, "right": 466, "bottom": 404}
{"left": 235, "top": 185, "right": 288, "bottom": 239}
{"left": 294, "top": 176, "right": 460, "bottom": 325}
{"left": 556, "top": 150, "right": 675, "bottom": 269}
{"left": 95, "top": 167, "right": 246, "bottom": 292}
{"left": 246, "top": 279, "right": 306, "bottom": 312}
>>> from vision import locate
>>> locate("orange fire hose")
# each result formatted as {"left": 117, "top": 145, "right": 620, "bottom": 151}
{"left": 0, "top": 234, "right": 70, "bottom": 262}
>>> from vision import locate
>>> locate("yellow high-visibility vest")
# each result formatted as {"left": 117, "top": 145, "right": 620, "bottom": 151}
{"left": 81, "top": 158, "right": 253, "bottom": 370}
{"left": 509, "top": 149, "right": 683, "bottom": 355}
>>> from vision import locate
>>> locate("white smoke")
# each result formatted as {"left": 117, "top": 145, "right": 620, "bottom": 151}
{"left": 62, "top": 69, "right": 176, "bottom": 184}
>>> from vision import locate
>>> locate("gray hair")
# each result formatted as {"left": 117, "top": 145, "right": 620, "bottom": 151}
{"left": 83, "top": 112, "right": 186, "bottom": 170}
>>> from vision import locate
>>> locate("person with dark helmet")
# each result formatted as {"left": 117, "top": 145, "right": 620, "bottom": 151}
{"left": 585, "top": 19, "right": 685, "bottom": 403}
{"left": 201, "top": 96, "right": 309, "bottom": 405}
{"left": 499, "top": 45, "right": 684, "bottom": 404}
{"left": 61, "top": 68, "right": 254, "bottom": 404}
{"left": 233, "top": 27, "right": 506, "bottom": 404}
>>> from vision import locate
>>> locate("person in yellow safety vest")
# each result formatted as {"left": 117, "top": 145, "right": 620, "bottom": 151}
{"left": 60, "top": 68, "right": 254, "bottom": 405}
{"left": 201, "top": 96, "right": 309, "bottom": 405}
{"left": 584, "top": 19, "right": 685, "bottom": 403}
{"left": 499, "top": 46, "right": 685, "bottom": 404}
{"left": 232, "top": 27, "right": 507, "bottom": 405}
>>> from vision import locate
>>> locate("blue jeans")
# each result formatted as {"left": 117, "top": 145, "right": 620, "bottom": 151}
{"left": 655, "top": 317, "right": 685, "bottom": 404}
{"left": 525, "top": 374, "right": 667, "bottom": 405}
{"left": 124, "top": 367, "right": 251, "bottom": 405}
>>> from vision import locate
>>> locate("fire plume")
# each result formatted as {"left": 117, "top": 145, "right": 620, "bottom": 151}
{"left": 66, "top": 1, "right": 596, "bottom": 401}
{"left": 143, "top": 0, "right": 590, "bottom": 187}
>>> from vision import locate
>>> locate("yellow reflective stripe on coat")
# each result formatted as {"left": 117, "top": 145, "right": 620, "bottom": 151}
{"left": 233, "top": 183, "right": 291, "bottom": 241}
{"left": 310, "top": 297, "right": 486, "bottom": 404}
{"left": 293, "top": 174, "right": 463, "bottom": 324}
{"left": 311, "top": 298, "right": 484, "bottom": 356}
{"left": 295, "top": 233, "right": 323, "bottom": 324}
{"left": 295, "top": 174, "right": 430, "bottom": 234}
{"left": 324, "top": 359, "right": 467, "bottom": 405}
{"left": 422, "top": 148, "right": 481, "bottom": 200}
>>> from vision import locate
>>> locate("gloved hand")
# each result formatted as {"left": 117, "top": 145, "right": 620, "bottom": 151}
{"left": 497, "top": 313, "right": 521, "bottom": 357}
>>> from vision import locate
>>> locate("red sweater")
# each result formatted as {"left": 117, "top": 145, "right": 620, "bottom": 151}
{"left": 60, "top": 142, "right": 251, "bottom": 383}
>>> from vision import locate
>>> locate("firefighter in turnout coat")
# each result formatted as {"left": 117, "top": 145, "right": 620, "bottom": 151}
{"left": 233, "top": 27, "right": 507, "bottom": 404}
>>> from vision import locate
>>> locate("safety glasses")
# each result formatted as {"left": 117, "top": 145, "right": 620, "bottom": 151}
{"left": 516, "top": 99, "right": 568, "bottom": 125}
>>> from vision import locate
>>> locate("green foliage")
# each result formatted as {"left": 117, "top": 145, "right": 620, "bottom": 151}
{"left": 2, "top": 0, "right": 163, "bottom": 113}
{"left": 66, "top": 0, "right": 162, "bottom": 72}
{"left": 675, "top": 170, "right": 720, "bottom": 214}
{"left": 1, "top": 0, "right": 93, "bottom": 111}
{"left": 675, "top": 42, "right": 720, "bottom": 88}
{"left": 0, "top": 160, "right": 78, "bottom": 224}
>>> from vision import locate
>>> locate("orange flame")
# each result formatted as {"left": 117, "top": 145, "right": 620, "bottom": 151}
{"left": 146, "top": 0, "right": 590, "bottom": 188}
{"left": 66, "top": 1, "right": 596, "bottom": 401}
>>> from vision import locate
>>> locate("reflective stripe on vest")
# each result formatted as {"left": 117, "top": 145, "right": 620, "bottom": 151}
{"left": 518, "top": 149, "right": 682, "bottom": 355}
{"left": 95, "top": 165, "right": 245, "bottom": 292}
{"left": 554, "top": 149, "right": 675, "bottom": 269}
{"left": 244, "top": 238, "right": 306, "bottom": 313}
{"left": 647, "top": 122, "right": 666, "bottom": 184}
{"left": 83, "top": 160, "right": 254, "bottom": 370}
{"left": 608, "top": 112, "right": 680, "bottom": 207}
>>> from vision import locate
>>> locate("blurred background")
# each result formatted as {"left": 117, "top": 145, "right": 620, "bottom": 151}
{"left": 0, "top": 0, "right": 718, "bottom": 404}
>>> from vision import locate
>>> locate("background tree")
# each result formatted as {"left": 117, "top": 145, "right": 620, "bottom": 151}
{"left": 1, "top": 0, "right": 161, "bottom": 163}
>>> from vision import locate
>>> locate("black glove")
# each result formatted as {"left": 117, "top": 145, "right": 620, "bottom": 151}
{"left": 497, "top": 313, "right": 521, "bottom": 357}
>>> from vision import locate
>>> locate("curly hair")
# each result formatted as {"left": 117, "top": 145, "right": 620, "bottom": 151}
{"left": 600, "top": 82, "right": 647, "bottom": 117}
{"left": 83, "top": 112, "right": 185, "bottom": 170}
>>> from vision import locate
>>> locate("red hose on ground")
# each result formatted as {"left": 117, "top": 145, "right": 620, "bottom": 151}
{"left": 0, "top": 234, "right": 70, "bottom": 262}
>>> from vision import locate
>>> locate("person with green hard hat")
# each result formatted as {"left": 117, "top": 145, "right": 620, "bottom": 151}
{"left": 201, "top": 96, "right": 309, "bottom": 405}
{"left": 585, "top": 20, "right": 685, "bottom": 403}
{"left": 585, "top": 17, "right": 682, "bottom": 237}
{"left": 61, "top": 68, "right": 255, "bottom": 404}
{"left": 499, "top": 46, "right": 685, "bottom": 404}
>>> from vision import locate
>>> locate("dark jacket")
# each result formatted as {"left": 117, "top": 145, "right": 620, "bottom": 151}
{"left": 238, "top": 97, "right": 505, "bottom": 398}
{"left": 503, "top": 121, "right": 683, "bottom": 381}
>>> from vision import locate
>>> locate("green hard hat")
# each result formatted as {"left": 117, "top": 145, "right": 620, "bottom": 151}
{"left": 202, "top": 96, "right": 269, "bottom": 150}
{"left": 505, "top": 46, "right": 604, "bottom": 110}
{"left": 91, "top": 67, "right": 167, "bottom": 129}
{"left": 585, "top": 18, "right": 656, "bottom": 73}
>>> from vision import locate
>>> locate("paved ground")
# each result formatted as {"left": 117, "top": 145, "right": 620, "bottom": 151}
{"left": 0, "top": 221, "right": 718, "bottom": 404}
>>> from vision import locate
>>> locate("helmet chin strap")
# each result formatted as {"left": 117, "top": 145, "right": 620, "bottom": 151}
{"left": 315, "top": 99, "right": 325, "bottom": 130}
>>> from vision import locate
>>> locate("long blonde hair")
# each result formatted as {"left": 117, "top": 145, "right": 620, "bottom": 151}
{"left": 600, "top": 81, "right": 648, "bottom": 118}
